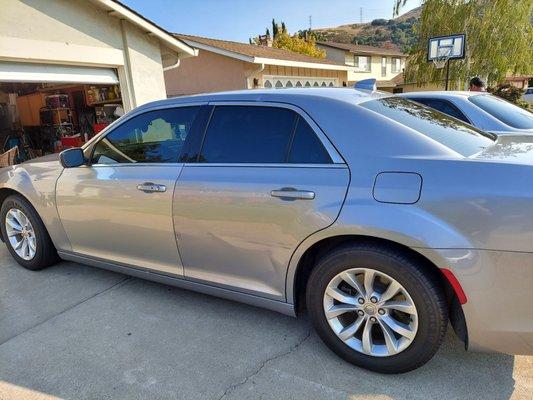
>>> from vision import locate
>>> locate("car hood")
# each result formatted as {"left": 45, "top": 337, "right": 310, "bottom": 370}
{"left": 22, "top": 153, "right": 60, "bottom": 165}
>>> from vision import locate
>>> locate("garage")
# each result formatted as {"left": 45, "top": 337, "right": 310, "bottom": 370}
{"left": 0, "top": 0, "right": 196, "bottom": 163}
{"left": 0, "top": 63, "right": 125, "bottom": 160}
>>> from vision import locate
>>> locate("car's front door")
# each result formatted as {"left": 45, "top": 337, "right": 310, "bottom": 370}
{"left": 56, "top": 105, "right": 203, "bottom": 275}
{"left": 173, "top": 103, "right": 350, "bottom": 300}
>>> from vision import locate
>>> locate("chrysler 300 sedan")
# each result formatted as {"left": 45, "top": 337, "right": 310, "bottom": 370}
{"left": 1, "top": 88, "right": 532, "bottom": 373}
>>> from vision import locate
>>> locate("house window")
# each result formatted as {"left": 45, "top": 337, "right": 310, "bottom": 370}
{"left": 392, "top": 58, "right": 402, "bottom": 73}
{"left": 381, "top": 57, "right": 387, "bottom": 77}
{"left": 354, "top": 55, "right": 371, "bottom": 72}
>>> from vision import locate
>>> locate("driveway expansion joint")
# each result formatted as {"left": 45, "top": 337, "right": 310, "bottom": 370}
{"left": 0, "top": 276, "right": 132, "bottom": 347}
{"left": 216, "top": 329, "right": 312, "bottom": 400}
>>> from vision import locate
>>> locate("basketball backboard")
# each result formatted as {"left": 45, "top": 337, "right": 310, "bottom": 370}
{"left": 427, "top": 34, "right": 466, "bottom": 62}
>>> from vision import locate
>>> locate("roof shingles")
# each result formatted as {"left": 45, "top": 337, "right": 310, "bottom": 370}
{"left": 175, "top": 34, "right": 350, "bottom": 67}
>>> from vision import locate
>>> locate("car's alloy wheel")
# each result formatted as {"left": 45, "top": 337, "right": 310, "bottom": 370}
{"left": 323, "top": 267, "right": 418, "bottom": 357}
{"left": 5, "top": 208, "right": 37, "bottom": 260}
{"left": 307, "top": 243, "right": 447, "bottom": 373}
{"left": 1, "top": 194, "right": 59, "bottom": 270}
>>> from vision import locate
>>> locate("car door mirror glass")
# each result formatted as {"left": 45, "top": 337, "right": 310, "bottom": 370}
{"left": 59, "top": 148, "right": 85, "bottom": 168}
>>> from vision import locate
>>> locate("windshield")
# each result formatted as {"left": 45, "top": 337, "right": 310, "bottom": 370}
{"left": 360, "top": 97, "right": 494, "bottom": 157}
{"left": 469, "top": 94, "right": 533, "bottom": 129}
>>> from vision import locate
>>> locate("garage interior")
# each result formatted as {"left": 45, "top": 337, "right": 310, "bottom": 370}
{"left": 0, "top": 64, "right": 124, "bottom": 165}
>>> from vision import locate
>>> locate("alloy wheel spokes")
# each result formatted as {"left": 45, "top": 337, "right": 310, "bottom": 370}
{"left": 5, "top": 208, "right": 36, "bottom": 261}
{"left": 323, "top": 267, "right": 418, "bottom": 357}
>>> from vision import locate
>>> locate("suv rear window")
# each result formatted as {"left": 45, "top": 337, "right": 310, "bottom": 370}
{"left": 469, "top": 94, "right": 533, "bottom": 130}
{"left": 360, "top": 97, "right": 494, "bottom": 157}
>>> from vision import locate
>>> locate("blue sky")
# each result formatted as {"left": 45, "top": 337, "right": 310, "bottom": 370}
{"left": 122, "top": 0, "right": 421, "bottom": 42}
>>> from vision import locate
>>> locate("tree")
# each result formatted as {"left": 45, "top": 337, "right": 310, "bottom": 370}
{"left": 398, "top": 0, "right": 533, "bottom": 87}
{"left": 251, "top": 19, "right": 326, "bottom": 58}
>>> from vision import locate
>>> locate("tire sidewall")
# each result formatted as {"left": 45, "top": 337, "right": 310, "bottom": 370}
{"left": 307, "top": 246, "right": 446, "bottom": 373}
{"left": 1, "top": 195, "right": 50, "bottom": 270}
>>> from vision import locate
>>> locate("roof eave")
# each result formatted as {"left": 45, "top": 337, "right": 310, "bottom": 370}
{"left": 180, "top": 39, "right": 355, "bottom": 71}
{"left": 91, "top": 0, "right": 197, "bottom": 57}
{"left": 252, "top": 57, "right": 355, "bottom": 71}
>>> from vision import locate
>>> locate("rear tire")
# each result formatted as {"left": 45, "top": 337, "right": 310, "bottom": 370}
{"left": 306, "top": 242, "right": 447, "bottom": 373}
{"left": 1, "top": 194, "right": 59, "bottom": 270}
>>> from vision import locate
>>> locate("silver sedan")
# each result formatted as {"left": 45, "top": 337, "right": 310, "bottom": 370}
{"left": 1, "top": 88, "right": 532, "bottom": 373}
{"left": 399, "top": 91, "right": 533, "bottom": 135}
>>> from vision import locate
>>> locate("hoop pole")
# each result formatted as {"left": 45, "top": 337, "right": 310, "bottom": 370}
{"left": 445, "top": 59, "right": 450, "bottom": 91}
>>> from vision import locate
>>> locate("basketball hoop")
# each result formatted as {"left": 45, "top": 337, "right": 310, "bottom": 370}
{"left": 433, "top": 45, "right": 453, "bottom": 69}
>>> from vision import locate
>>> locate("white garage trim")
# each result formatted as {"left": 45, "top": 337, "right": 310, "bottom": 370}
{"left": 0, "top": 62, "right": 119, "bottom": 84}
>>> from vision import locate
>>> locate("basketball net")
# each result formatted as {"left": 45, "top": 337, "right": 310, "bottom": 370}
{"left": 433, "top": 45, "right": 453, "bottom": 69}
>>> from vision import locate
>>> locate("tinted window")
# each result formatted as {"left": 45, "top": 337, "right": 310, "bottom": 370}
{"left": 200, "top": 106, "right": 296, "bottom": 163}
{"left": 289, "top": 118, "right": 332, "bottom": 164}
{"left": 92, "top": 107, "right": 199, "bottom": 164}
{"left": 411, "top": 98, "right": 469, "bottom": 123}
{"left": 469, "top": 94, "right": 533, "bottom": 129}
{"left": 360, "top": 98, "right": 494, "bottom": 157}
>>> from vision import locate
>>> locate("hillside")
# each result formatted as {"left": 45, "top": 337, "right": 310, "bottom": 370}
{"left": 313, "top": 7, "right": 421, "bottom": 52}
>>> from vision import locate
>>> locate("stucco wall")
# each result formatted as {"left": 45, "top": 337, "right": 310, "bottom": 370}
{"left": 165, "top": 50, "right": 248, "bottom": 96}
{"left": 0, "top": 0, "right": 168, "bottom": 109}
{"left": 317, "top": 45, "right": 406, "bottom": 83}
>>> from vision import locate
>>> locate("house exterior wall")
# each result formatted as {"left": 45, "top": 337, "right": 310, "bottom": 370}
{"left": 317, "top": 44, "right": 406, "bottom": 84}
{"left": 164, "top": 49, "right": 349, "bottom": 96}
{"left": 165, "top": 50, "right": 248, "bottom": 96}
{"left": 0, "top": 0, "right": 168, "bottom": 110}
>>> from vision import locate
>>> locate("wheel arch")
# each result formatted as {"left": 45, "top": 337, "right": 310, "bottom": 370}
{"left": 290, "top": 233, "right": 468, "bottom": 347}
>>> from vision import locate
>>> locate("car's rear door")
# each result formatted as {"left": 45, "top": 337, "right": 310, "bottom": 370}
{"left": 173, "top": 102, "right": 350, "bottom": 300}
{"left": 56, "top": 104, "right": 207, "bottom": 276}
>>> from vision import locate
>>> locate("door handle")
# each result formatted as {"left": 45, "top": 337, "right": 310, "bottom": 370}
{"left": 270, "top": 188, "right": 315, "bottom": 200}
{"left": 137, "top": 182, "right": 167, "bottom": 193}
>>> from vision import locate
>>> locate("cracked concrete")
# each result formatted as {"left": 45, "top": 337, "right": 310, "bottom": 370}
{"left": 0, "top": 246, "right": 531, "bottom": 400}
{"left": 217, "top": 330, "right": 312, "bottom": 400}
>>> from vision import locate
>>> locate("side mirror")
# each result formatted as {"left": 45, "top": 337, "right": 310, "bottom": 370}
{"left": 59, "top": 148, "right": 86, "bottom": 168}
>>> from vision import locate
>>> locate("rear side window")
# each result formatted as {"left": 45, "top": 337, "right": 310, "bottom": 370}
{"left": 92, "top": 107, "right": 199, "bottom": 164}
{"left": 289, "top": 118, "right": 332, "bottom": 163}
{"left": 469, "top": 94, "right": 533, "bottom": 129}
{"left": 411, "top": 98, "right": 470, "bottom": 123}
{"left": 360, "top": 97, "right": 494, "bottom": 157}
{"left": 199, "top": 106, "right": 331, "bottom": 163}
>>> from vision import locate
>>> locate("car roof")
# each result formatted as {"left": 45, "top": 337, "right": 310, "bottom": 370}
{"left": 398, "top": 91, "right": 487, "bottom": 99}
{"left": 135, "top": 88, "right": 391, "bottom": 113}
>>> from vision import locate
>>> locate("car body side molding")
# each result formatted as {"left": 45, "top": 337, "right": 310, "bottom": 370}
{"left": 57, "top": 250, "right": 296, "bottom": 317}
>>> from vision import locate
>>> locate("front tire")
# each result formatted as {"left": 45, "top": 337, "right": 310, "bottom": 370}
{"left": 306, "top": 243, "right": 447, "bottom": 374}
{"left": 1, "top": 194, "right": 59, "bottom": 270}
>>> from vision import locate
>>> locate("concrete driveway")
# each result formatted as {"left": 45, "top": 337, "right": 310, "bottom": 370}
{"left": 0, "top": 246, "right": 531, "bottom": 400}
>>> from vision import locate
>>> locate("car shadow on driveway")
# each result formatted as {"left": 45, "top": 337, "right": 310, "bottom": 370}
{"left": 0, "top": 253, "right": 529, "bottom": 400}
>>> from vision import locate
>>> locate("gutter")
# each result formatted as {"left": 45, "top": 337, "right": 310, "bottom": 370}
{"left": 245, "top": 63, "right": 265, "bottom": 89}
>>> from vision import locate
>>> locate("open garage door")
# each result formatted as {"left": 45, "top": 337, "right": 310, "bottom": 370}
{"left": 0, "top": 62, "right": 124, "bottom": 164}
{"left": 0, "top": 62, "right": 118, "bottom": 84}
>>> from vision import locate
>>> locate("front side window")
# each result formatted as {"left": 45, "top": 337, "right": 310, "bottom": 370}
{"left": 199, "top": 106, "right": 331, "bottom": 164}
{"left": 91, "top": 107, "right": 199, "bottom": 164}
{"left": 469, "top": 94, "right": 533, "bottom": 130}
{"left": 360, "top": 97, "right": 494, "bottom": 157}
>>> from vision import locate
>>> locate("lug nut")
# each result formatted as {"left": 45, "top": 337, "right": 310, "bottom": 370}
{"left": 370, "top": 296, "right": 378, "bottom": 303}
{"left": 370, "top": 317, "right": 377, "bottom": 323}
{"left": 378, "top": 309, "right": 385, "bottom": 315}
{"left": 358, "top": 298, "right": 365, "bottom": 304}
{"left": 357, "top": 310, "right": 364, "bottom": 316}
